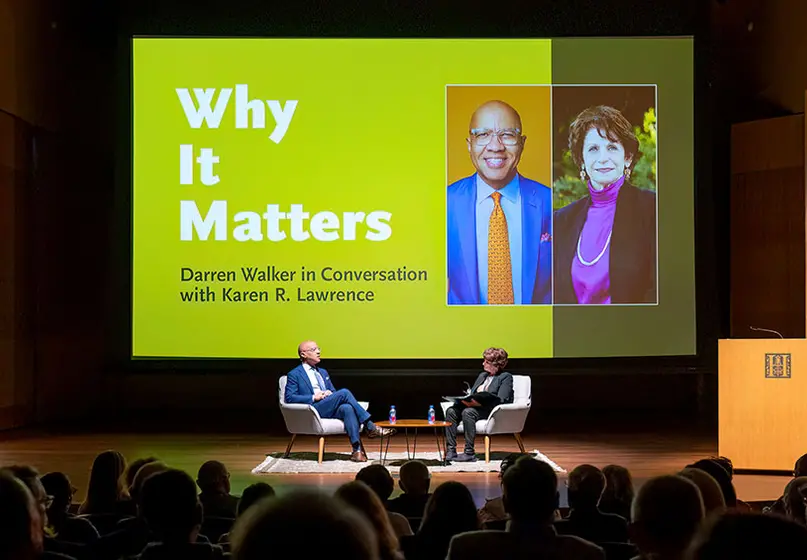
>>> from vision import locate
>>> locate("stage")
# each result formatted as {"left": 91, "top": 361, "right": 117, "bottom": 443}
{"left": 0, "top": 429, "right": 790, "bottom": 506}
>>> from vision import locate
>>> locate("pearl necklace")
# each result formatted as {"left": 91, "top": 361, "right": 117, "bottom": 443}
{"left": 576, "top": 230, "right": 612, "bottom": 267}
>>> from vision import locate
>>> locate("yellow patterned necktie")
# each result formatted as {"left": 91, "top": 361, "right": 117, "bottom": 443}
{"left": 488, "top": 191, "right": 514, "bottom": 304}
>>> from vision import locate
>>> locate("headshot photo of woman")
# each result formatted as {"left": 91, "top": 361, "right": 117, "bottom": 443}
{"left": 553, "top": 104, "right": 657, "bottom": 305}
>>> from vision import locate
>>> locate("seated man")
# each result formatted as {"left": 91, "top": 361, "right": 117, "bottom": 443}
{"left": 355, "top": 465, "right": 412, "bottom": 538}
{"left": 478, "top": 452, "right": 532, "bottom": 525}
{"left": 555, "top": 464, "right": 629, "bottom": 545}
{"left": 285, "top": 340, "right": 394, "bottom": 463}
{"left": 387, "top": 460, "right": 432, "bottom": 520}
{"left": 445, "top": 347, "right": 514, "bottom": 462}
{"left": 447, "top": 457, "right": 604, "bottom": 560}
{"left": 196, "top": 460, "right": 238, "bottom": 518}
{"left": 138, "top": 468, "right": 226, "bottom": 559}
{"left": 629, "top": 475, "right": 704, "bottom": 560}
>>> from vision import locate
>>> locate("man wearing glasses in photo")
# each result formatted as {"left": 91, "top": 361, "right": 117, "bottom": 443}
{"left": 447, "top": 100, "right": 552, "bottom": 305}
{"left": 285, "top": 341, "right": 396, "bottom": 462}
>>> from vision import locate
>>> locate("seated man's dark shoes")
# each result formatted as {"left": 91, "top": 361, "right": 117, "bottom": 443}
{"left": 452, "top": 452, "right": 478, "bottom": 463}
{"left": 350, "top": 450, "right": 368, "bottom": 462}
{"left": 366, "top": 426, "right": 396, "bottom": 438}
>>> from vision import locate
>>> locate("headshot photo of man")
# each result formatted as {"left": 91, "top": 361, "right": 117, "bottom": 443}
{"left": 447, "top": 99, "right": 552, "bottom": 305}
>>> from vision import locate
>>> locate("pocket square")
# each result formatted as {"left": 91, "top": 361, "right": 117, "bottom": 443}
{"left": 541, "top": 233, "right": 552, "bottom": 242}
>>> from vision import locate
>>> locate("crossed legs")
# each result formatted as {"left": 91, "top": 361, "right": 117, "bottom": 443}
{"left": 314, "top": 388, "right": 373, "bottom": 451}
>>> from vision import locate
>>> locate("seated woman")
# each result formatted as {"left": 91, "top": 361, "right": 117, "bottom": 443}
{"left": 553, "top": 105, "right": 656, "bottom": 305}
{"left": 445, "top": 347, "right": 514, "bottom": 463}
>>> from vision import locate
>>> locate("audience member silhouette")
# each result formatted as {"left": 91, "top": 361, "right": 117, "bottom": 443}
{"left": 387, "top": 460, "right": 432, "bottom": 520}
{"left": 138, "top": 468, "right": 225, "bottom": 560}
{"left": 678, "top": 468, "right": 726, "bottom": 516}
{"left": 598, "top": 464, "right": 634, "bottom": 521}
{"left": 4, "top": 465, "right": 84, "bottom": 559}
{"left": 78, "top": 451, "right": 135, "bottom": 516}
{"left": 448, "top": 457, "right": 604, "bottom": 560}
{"left": 335, "top": 481, "right": 403, "bottom": 560}
{"left": 230, "top": 489, "right": 378, "bottom": 560}
{"left": 196, "top": 461, "right": 239, "bottom": 519}
{"left": 218, "top": 482, "right": 276, "bottom": 547}
{"left": 629, "top": 474, "right": 704, "bottom": 560}
{"left": 686, "top": 458, "right": 736, "bottom": 508}
{"left": 767, "top": 452, "right": 807, "bottom": 516}
{"left": 40, "top": 472, "right": 99, "bottom": 544}
{"left": 124, "top": 457, "right": 159, "bottom": 495}
{"left": 555, "top": 464, "right": 628, "bottom": 544}
{"left": 129, "top": 461, "right": 169, "bottom": 505}
{"left": 783, "top": 476, "right": 807, "bottom": 526}
{"left": 690, "top": 511, "right": 807, "bottom": 559}
{"left": 401, "top": 481, "right": 480, "bottom": 560}
{"left": 355, "top": 465, "right": 412, "bottom": 537}
{"left": 477, "top": 452, "right": 531, "bottom": 525}
{"left": 0, "top": 469, "right": 44, "bottom": 560}
{"left": 707, "top": 455, "right": 752, "bottom": 510}
{"left": 236, "top": 482, "right": 275, "bottom": 517}
{"left": 112, "top": 461, "right": 173, "bottom": 557}
{"left": 4, "top": 466, "right": 49, "bottom": 537}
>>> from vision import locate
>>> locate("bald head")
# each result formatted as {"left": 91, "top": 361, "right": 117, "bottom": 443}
{"left": 197, "top": 460, "right": 230, "bottom": 493}
{"left": 298, "top": 340, "right": 321, "bottom": 366}
{"left": 467, "top": 100, "right": 525, "bottom": 190}
{"left": 399, "top": 460, "right": 431, "bottom": 495}
{"left": 470, "top": 100, "right": 522, "bottom": 132}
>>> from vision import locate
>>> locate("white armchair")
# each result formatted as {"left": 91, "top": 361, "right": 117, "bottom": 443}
{"left": 278, "top": 375, "right": 369, "bottom": 463}
{"left": 440, "top": 374, "right": 531, "bottom": 463}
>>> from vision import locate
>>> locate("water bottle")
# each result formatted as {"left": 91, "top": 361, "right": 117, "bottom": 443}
{"left": 389, "top": 405, "right": 397, "bottom": 424}
{"left": 428, "top": 405, "right": 436, "bottom": 424}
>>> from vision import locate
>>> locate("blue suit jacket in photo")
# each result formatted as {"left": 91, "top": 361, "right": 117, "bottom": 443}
{"left": 447, "top": 173, "right": 552, "bottom": 305}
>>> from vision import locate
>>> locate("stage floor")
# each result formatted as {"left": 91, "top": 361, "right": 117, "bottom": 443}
{"left": 0, "top": 430, "right": 790, "bottom": 506}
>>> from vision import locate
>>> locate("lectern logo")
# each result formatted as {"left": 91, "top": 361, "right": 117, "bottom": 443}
{"left": 765, "top": 353, "right": 791, "bottom": 378}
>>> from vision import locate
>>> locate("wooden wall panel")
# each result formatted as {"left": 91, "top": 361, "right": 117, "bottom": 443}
{"left": 0, "top": 109, "right": 34, "bottom": 428}
{"left": 730, "top": 115, "right": 805, "bottom": 338}
{"left": 712, "top": 0, "right": 807, "bottom": 116}
{"left": 0, "top": 0, "right": 63, "bottom": 129}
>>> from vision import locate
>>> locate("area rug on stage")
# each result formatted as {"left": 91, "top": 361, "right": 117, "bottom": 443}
{"left": 252, "top": 449, "right": 565, "bottom": 475}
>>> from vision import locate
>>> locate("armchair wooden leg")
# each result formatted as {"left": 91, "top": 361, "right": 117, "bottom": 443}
{"left": 283, "top": 434, "right": 297, "bottom": 458}
{"left": 485, "top": 435, "right": 491, "bottom": 463}
{"left": 513, "top": 433, "right": 526, "bottom": 453}
{"left": 318, "top": 436, "right": 326, "bottom": 464}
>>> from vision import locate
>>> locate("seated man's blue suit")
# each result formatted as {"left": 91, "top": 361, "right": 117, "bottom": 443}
{"left": 447, "top": 173, "right": 552, "bottom": 305}
{"left": 284, "top": 364, "right": 371, "bottom": 448}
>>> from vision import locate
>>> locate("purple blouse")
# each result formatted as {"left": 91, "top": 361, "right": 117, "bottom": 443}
{"left": 571, "top": 176, "right": 625, "bottom": 304}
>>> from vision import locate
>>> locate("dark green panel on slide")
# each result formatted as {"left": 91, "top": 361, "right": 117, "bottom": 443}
{"left": 551, "top": 38, "right": 696, "bottom": 357}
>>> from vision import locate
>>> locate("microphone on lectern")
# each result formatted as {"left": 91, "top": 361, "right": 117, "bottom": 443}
{"left": 750, "top": 326, "right": 784, "bottom": 339}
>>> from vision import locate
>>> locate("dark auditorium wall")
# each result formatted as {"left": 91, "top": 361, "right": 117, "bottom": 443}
{"left": 0, "top": 0, "right": 113, "bottom": 428}
{"left": 0, "top": 108, "right": 35, "bottom": 429}
{"left": 711, "top": 0, "right": 807, "bottom": 117}
{"left": 0, "top": 0, "right": 48, "bottom": 429}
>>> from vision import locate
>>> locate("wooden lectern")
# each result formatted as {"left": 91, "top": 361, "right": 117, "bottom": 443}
{"left": 718, "top": 339, "right": 805, "bottom": 470}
